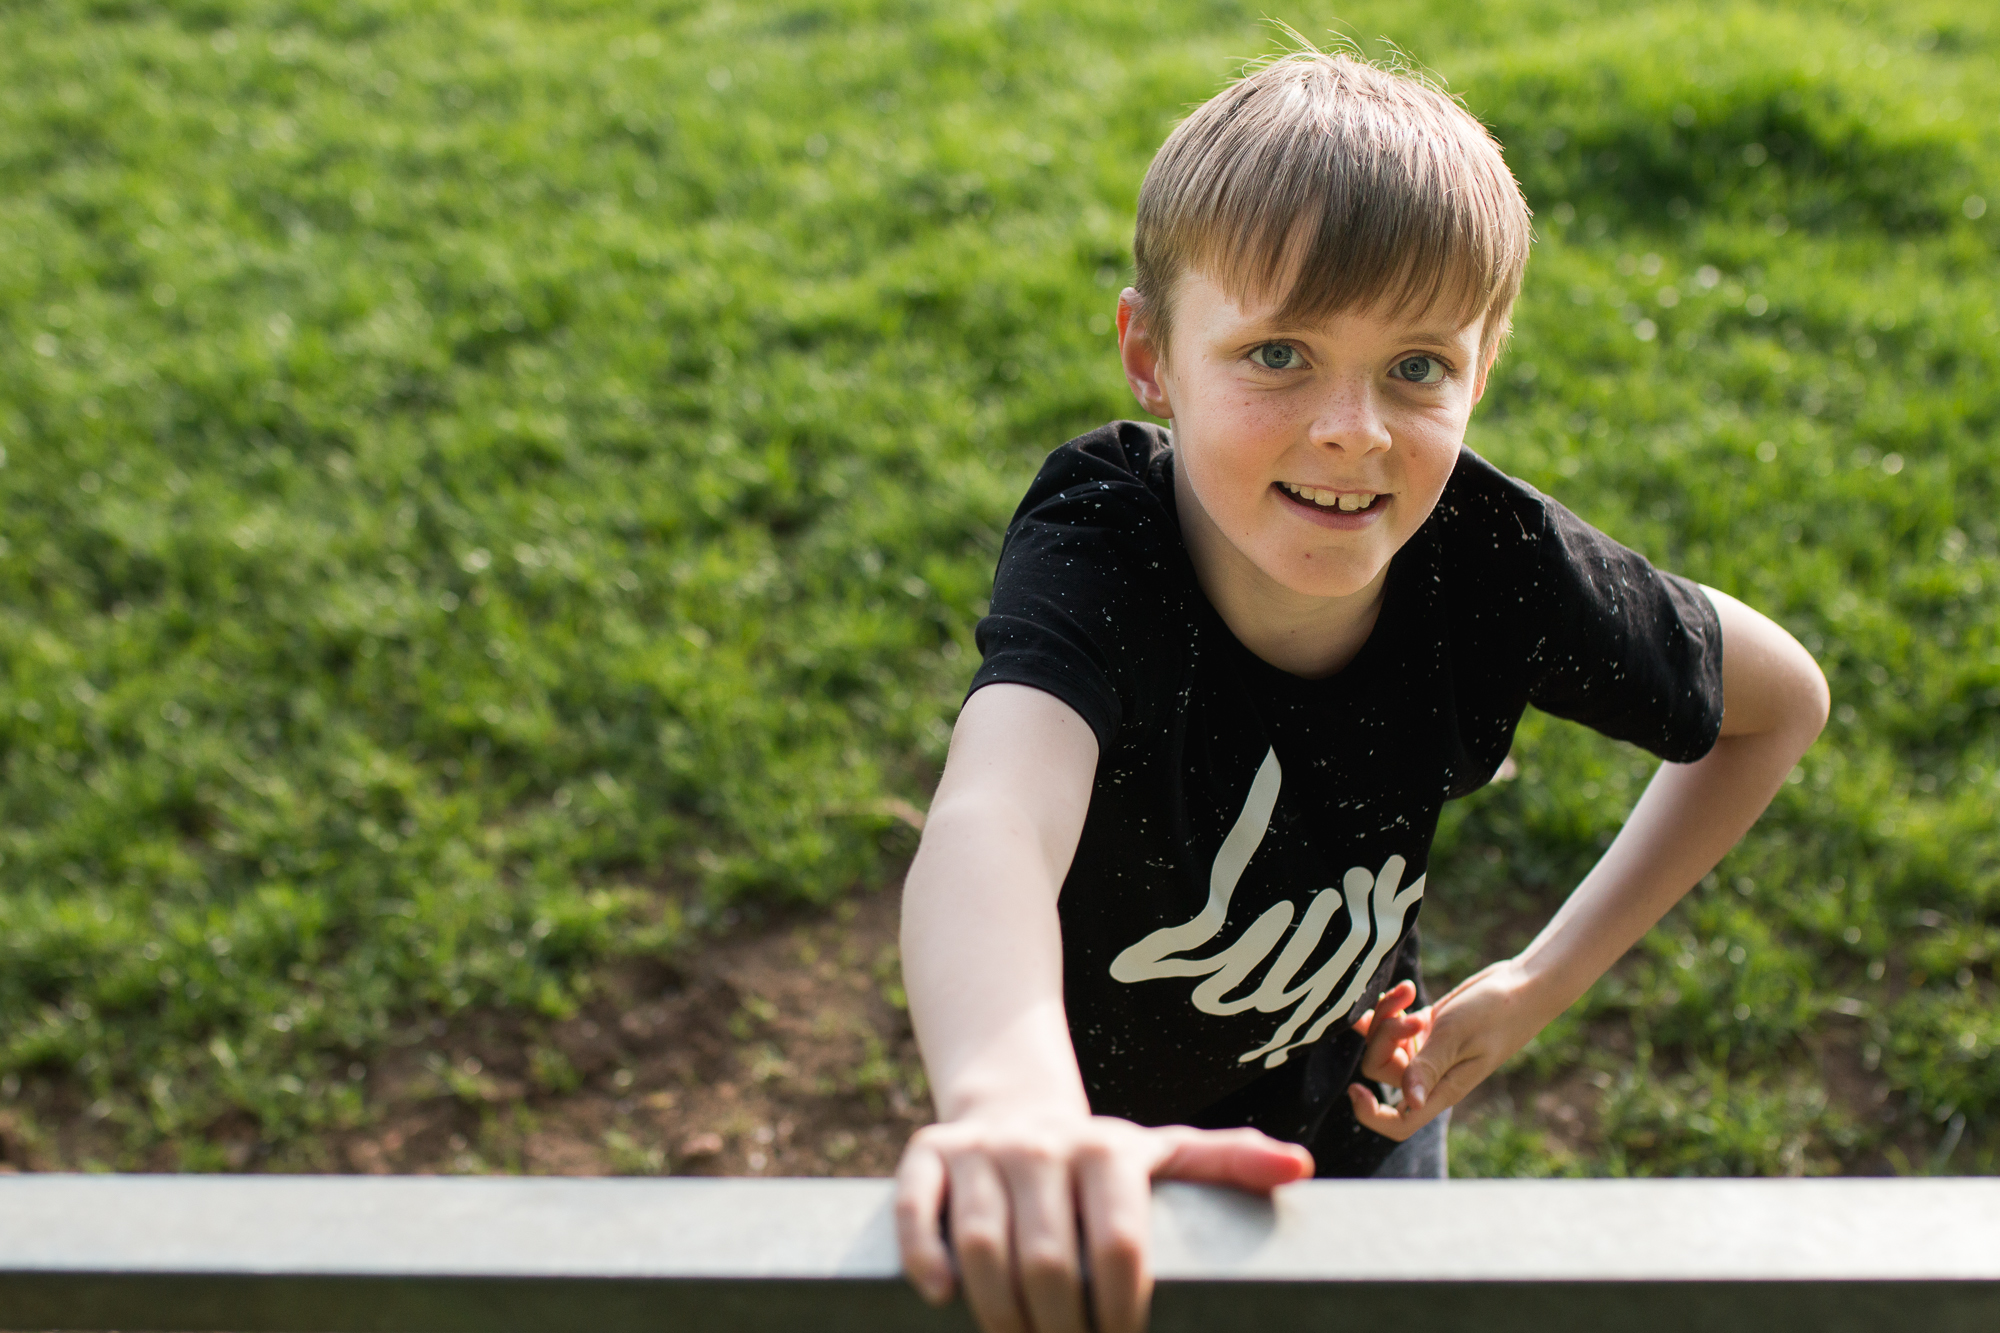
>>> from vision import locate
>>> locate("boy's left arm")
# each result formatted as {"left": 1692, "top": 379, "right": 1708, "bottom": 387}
{"left": 1350, "top": 585, "right": 1831, "bottom": 1137}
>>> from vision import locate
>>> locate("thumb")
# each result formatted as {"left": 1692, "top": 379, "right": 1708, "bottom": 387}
{"left": 1156, "top": 1127, "right": 1314, "bottom": 1190}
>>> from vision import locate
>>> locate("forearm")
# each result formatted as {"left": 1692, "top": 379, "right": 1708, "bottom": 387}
{"left": 1507, "top": 727, "right": 1808, "bottom": 1021}
{"left": 903, "top": 802, "right": 1092, "bottom": 1120}
{"left": 1506, "top": 585, "right": 1829, "bottom": 1023}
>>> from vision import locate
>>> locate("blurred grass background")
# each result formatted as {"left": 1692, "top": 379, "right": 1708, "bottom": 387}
{"left": 0, "top": 0, "right": 1993, "bottom": 1173}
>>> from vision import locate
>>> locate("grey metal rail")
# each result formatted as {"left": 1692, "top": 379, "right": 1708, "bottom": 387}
{"left": 2, "top": 1174, "right": 1998, "bottom": 1332}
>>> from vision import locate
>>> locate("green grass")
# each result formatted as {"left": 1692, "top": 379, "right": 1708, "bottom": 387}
{"left": 0, "top": 0, "right": 1993, "bottom": 1173}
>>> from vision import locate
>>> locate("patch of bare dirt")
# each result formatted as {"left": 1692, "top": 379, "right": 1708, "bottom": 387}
{"left": 328, "top": 883, "right": 932, "bottom": 1178}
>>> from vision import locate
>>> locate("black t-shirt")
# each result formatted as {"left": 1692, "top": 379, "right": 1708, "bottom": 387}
{"left": 969, "top": 421, "right": 1725, "bottom": 1174}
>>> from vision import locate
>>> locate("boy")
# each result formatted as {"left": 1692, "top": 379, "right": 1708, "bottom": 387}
{"left": 895, "top": 51, "right": 1828, "bottom": 1333}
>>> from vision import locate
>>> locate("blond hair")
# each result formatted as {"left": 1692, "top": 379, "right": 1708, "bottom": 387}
{"left": 1132, "top": 51, "right": 1531, "bottom": 363}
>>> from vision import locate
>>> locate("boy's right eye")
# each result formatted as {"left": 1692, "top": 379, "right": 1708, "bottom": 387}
{"left": 1249, "top": 343, "right": 1301, "bottom": 370}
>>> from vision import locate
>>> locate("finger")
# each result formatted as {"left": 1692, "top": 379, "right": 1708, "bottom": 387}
{"left": 895, "top": 1139, "right": 955, "bottom": 1305}
{"left": 1376, "top": 980, "right": 1418, "bottom": 1019}
{"left": 1155, "top": 1126, "right": 1314, "bottom": 1190}
{"left": 1347, "top": 1080, "right": 1393, "bottom": 1134}
{"left": 1359, "top": 1042, "right": 1403, "bottom": 1085}
{"left": 1365, "top": 1043, "right": 1413, "bottom": 1085}
{"left": 1002, "top": 1148, "right": 1087, "bottom": 1333}
{"left": 1076, "top": 1140, "right": 1153, "bottom": 1333}
{"left": 1347, "top": 1081, "right": 1426, "bottom": 1141}
{"left": 947, "top": 1152, "right": 1028, "bottom": 1333}
{"left": 1387, "top": 1008, "right": 1430, "bottom": 1045}
{"left": 1360, "top": 1019, "right": 1424, "bottom": 1082}
{"left": 1359, "top": 992, "right": 1425, "bottom": 1083}
{"left": 1357, "top": 980, "right": 1416, "bottom": 1051}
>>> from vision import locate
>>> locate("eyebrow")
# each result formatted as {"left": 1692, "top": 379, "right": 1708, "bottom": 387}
{"left": 1230, "top": 314, "right": 1476, "bottom": 345}
{"left": 1220, "top": 312, "right": 1477, "bottom": 347}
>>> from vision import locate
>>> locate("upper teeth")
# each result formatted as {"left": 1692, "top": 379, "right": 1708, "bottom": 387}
{"left": 1284, "top": 483, "right": 1376, "bottom": 512}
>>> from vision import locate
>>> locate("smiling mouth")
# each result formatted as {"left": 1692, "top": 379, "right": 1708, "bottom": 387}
{"left": 1278, "top": 481, "right": 1382, "bottom": 513}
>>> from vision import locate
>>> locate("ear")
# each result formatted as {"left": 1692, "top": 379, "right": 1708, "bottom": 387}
{"left": 1469, "top": 320, "right": 1507, "bottom": 408}
{"left": 1469, "top": 349, "right": 1494, "bottom": 408}
{"left": 1117, "top": 289, "right": 1174, "bottom": 420}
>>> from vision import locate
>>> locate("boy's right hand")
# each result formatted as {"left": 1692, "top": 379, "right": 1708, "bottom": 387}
{"left": 895, "top": 1112, "right": 1313, "bottom": 1333}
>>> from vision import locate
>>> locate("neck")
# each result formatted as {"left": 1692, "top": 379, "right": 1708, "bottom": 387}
{"left": 1173, "top": 454, "right": 1388, "bottom": 679}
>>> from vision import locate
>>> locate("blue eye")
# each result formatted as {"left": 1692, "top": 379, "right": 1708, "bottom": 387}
{"left": 1250, "top": 343, "right": 1301, "bottom": 370}
{"left": 1392, "top": 355, "right": 1446, "bottom": 384}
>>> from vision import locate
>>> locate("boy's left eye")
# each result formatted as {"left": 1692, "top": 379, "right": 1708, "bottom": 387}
{"left": 1391, "top": 355, "right": 1447, "bottom": 384}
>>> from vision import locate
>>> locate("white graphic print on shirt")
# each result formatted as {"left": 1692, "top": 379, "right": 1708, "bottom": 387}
{"left": 1108, "top": 749, "right": 1425, "bottom": 1069}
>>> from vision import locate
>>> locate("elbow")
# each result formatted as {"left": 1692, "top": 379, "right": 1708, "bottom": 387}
{"left": 1729, "top": 623, "right": 1830, "bottom": 754}
{"left": 1805, "top": 660, "right": 1831, "bottom": 736}
{"left": 1790, "top": 645, "right": 1831, "bottom": 748}
{"left": 1706, "top": 586, "right": 1829, "bottom": 750}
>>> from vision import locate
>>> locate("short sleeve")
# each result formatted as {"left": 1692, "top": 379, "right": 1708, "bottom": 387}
{"left": 1524, "top": 496, "right": 1725, "bottom": 763}
{"left": 968, "top": 423, "right": 1184, "bottom": 751}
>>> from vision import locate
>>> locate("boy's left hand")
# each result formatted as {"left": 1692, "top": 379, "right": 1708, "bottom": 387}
{"left": 1347, "top": 963, "right": 1541, "bottom": 1141}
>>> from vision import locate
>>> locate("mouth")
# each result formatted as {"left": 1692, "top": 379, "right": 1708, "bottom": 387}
{"left": 1277, "top": 480, "right": 1385, "bottom": 515}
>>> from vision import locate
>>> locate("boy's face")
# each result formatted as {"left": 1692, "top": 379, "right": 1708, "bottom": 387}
{"left": 1119, "top": 269, "right": 1491, "bottom": 609}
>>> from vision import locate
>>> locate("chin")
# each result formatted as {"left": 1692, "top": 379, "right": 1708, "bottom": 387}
{"left": 1274, "top": 560, "right": 1386, "bottom": 601}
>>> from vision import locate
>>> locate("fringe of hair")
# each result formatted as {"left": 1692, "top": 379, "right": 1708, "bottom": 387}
{"left": 1133, "top": 44, "right": 1533, "bottom": 364}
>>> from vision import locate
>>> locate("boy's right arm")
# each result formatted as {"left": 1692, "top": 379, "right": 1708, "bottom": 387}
{"left": 896, "top": 683, "right": 1314, "bottom": 1333}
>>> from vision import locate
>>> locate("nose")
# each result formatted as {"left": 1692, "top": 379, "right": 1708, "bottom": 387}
{"left": 1306, "top": 374, "right": 1392, "bottom": 456}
